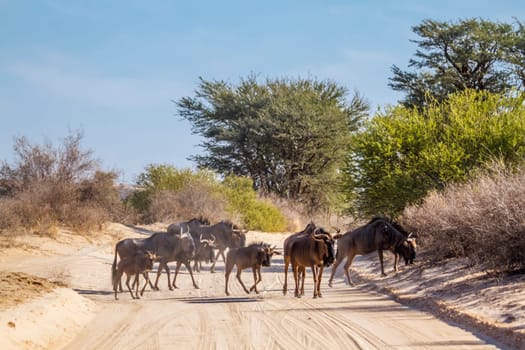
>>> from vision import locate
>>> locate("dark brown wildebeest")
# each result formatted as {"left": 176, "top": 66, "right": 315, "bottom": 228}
{"left": 192, "top": 234, "right": 216, "bottom": 272}
{"left": 112, "top": 224, "right": 197, "bottom": 292}
{"left": 112, "top": 250, "right": 157, "bottom": 300}
{"left": 282, "top": 224, "right": 335, "bottom": 298}
{"left": 186, "top": 220, "right": 247, "bottom": 273}
{"left": 225, "top": 242, "right": 280, "bottom": 296}
{"left": 327, "top": 216, "right": 416, "bottom": 287}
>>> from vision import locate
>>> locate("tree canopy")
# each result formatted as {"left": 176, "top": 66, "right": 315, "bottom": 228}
{"left": 343, "top": 90, "right": 525, "bottom": 217}
{"left": 390, "top": 18, "right": 525, "bottom": 108}
{"left": 176, "top": 75, "right": 368, "bottom": 213}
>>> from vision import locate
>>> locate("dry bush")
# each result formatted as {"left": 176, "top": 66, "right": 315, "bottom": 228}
{"left": 254, "top": 194, "right": 299, "bottom": 231}
{"left": 258, "top": 194, "right": 336, "bottom": 232}
{"left": 0, "top": 132, "right": 124, "bottom": 235}
{"left": 146, "top": 185, "right": 228, "bottom": 224}
{"left": 402, "top": 161, "right": 525, "bottom": 272}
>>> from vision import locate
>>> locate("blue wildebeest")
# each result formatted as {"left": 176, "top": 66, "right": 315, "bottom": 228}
{"left": 112, "top": 222, "right": 197, "bottom": 292}
{"left": 186, "top": 220, "right": 247, "bottom": 273}
{"left": 283, "top": 223, "right": 335, "bottom": 298}
{"left": 167, "top": 218, "right": 215, "bottom": 272}
{"left": 112, "top": 250, "right": 157, "bottom": 300}
{"left": 328, "top": 216, "right": 416, "bottom": 287}
{"left": 192, "top": 234, "right": 216, "bottom": 272}
{"left": 224, "top": 242, "right": 280, "bottom": 296}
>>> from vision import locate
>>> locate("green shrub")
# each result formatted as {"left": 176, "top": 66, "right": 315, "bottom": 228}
{"left": 344, "top": 90, "right": 525, "bottom": 217}
{"left": 222, "top": 175, "right": 286, "bottom": 231}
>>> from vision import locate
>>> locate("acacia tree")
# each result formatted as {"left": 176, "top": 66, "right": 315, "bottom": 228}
{"left": 390, "top": 18, "right": 525, "bottom": 108}
{"left": 176, "top": 75, "right": 368, "bottom": 213}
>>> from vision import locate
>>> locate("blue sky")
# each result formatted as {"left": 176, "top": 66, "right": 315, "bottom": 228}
{"left": 2, "top": 1, "right": 524, "bottom": 183}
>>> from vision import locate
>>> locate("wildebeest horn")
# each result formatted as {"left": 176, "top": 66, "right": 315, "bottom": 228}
{"left": 332, "top": 226, "right": 341, "bottom": 234}
{"left": 210, "top": 234, "right": 216, "bottom": 244}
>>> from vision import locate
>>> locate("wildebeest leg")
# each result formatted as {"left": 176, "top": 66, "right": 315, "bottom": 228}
{"left": 193, "top": 258, "right": 199, "bottom": 272}
{"left": 393, "top": 251, "right": 399, "bottom": 272}
{"left": 283, "top": 255, "right": 290, "bottom": 295}
{"left": 133, "top": 273, "right": 141, "bottom": 299}
{"left": 154, "top": 262, "right": 171, "bottom": 290}
{"left": 145, "top": 271, "right": 155, "bottom": 290}
{"left": 113, "top": 269, "right": 124, "bottom": 300}
{"left": 328, "top": 251, "right": 345, "bottom": 287}
{"left": 292, "top": 263, "right": 301, "bottom": 298}
{"left": 125, "top": 274, "right": 136, "bottom": 299}
{"left": 249, "top": 267, "right": 261, "bottom": 293}
{"left": 378, "top": 249, "right": 386, "bottom": 276}
{"left": 224, "top": 259, "right": 235, "bottom": 296}
{"left": 131, "top": 271, "right": 152, "bottom": 290}
{"left": 343, "top": 253, "right": 357, "bottom": 286}
{"left": 299, "top": 266, "right": 305, "bottom": 296}
{"left": 317, "top": 266, "right": 324, "bottom": 298}
{"left": 184, "top": 261, "right": 199, "bottom": 289}
{"left": 210, "top": 249, "right": 223, "bottom": 273}
{"left": 140, "top": 272, "right": 150, "bottom": 296}
{"left": 236, "top": 267, "right": 250, "bottom": 294}
{"left": 172, "top": 262, "right": 182, "bottom": 289}
{"left": 309, "top": 264, "right": 320, "bottom": 298}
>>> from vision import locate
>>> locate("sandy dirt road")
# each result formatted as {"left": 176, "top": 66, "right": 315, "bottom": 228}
{"left": 1, "top": 228, "right": 503, "bottom": 350}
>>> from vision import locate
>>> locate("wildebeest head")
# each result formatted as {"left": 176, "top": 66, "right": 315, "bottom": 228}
{"left": 257, "top": 243, "right": 280, "bottom": 267}
{"left": 312, "top": 228, "right": 335, "bottom": 267}
{"left": 396, "top": 235, "right": 417, "bottom": 265}
{"left": 143, "top": 250, "right": 158, "bottom": 269}
{"left": 199, "top": 234, "right": 216, "bottom": 263}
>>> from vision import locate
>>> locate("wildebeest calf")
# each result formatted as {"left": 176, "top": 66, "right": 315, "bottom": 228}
{"left": 225, "top": 242, "right": 280, "bottom": 296}
{"left": 112, "top": 250, "right": 157, "bottom": 300}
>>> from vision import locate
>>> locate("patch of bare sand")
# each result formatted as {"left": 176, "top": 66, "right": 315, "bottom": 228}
{"left": 0, "top": 223, "right": 146, "bottom": 350}
{"left": 332, "top": 251, "right": 525, "bottom": 350}
{"left": 0, "top": 287, "right": 96, "bottom": 350}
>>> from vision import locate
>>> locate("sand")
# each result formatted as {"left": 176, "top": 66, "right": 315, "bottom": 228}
{"left": 0, "top": 223, "right": 522, "bottom": 349}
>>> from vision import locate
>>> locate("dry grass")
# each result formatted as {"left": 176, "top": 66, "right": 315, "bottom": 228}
{"left": 403, "top": 161, "right": 525, "bottom": 272}
{"left": 0, "top": 272, "right": 60, "bottom": 310}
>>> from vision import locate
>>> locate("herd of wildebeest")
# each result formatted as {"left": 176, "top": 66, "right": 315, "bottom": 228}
{"left": 111, "top": 217, "right": 417, "bottom": 300}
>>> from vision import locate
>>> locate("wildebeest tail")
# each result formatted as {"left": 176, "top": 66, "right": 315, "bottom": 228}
{"left": 111, "top": 243, "right": 118, "bottom": 287}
